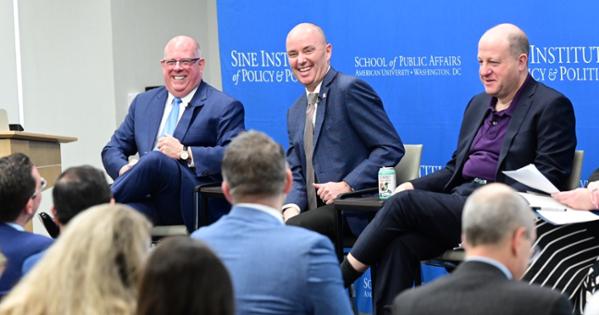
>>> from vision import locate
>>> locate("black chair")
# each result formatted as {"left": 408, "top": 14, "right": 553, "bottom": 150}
{"left": 193, "top": 182, "right": 227, "bottom": 228}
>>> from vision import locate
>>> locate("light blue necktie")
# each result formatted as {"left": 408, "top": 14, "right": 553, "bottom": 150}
{"left": 161, "top": 97, "right": 182, "bottom": 136}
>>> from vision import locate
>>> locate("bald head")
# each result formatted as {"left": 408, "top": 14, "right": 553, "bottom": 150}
{"left": 480, "top": 23, "right": 529, "bottom": 58}
{"left": 163, "top": 35, "right": 201, "bottom": 59}
{"left": 462, "top": 183, "right": 535, "bottom": 247}
{"left": 286, "top": 23, "right": 328, "bottom": 46}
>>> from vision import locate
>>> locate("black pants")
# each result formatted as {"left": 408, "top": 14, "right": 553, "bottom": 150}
{"left": 350, "top": 182, "right": 481, "bottom": 314}
{"left": 286, "top": 203, "right": 361, "bottom": 257}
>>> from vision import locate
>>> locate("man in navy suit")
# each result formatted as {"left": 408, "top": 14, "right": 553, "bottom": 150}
{"left": 283, "top": 23, "right": 404, "bottom": 243}
{"left": 341, "top": 23, "right": 577, "bottom": 314}
{"left": 392, "top": 184, "right": 571, "bottom": 315}
{"left": 0, "top": 153, "right": 52, "bottom": 295}
{"left": 192, "top": 131, "right": 352, "bottom": 315}
{"left": 102, "top": 35, "right": 245, "bottom": 231}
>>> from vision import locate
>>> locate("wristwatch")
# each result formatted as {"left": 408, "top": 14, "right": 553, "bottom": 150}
{"left": 179, "top": 146, "right": 190, "bottom": 161}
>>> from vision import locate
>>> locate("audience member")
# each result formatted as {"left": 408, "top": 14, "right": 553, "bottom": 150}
{"left": 0, "top": 204, "right": 151, "bottom": 315}
{"left": 283, "top": 22, "right": 404, "bottom": 244}
{"left": 0, "top": 153, "right": 51, "bottom": 296}
{"left": 392, "top": 183, "right": 571, "bottom": 315}
{"left": 523, "top": 168, "right": 599, "bottom": 313}
{"left": 341, "top": 23, "right": 576, "bottom": 313}
{"left": 102, "top": 35, "right": 245, "bottom": 231}
{"left": 137, "top": 236, "right": 234, "bottom": 315}
{"left": 21, "top": 165, "right": 113, "bottom": 273}
{"left": 192, "top": 130, "right": 352, "bottom": 314}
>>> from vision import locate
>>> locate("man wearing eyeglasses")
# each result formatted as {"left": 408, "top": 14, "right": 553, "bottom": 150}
{"left": 102, "top": 35, "right": 245, "bottom": 231}
{"left": 0, "top": 153, "right": 52, "bottom": 296}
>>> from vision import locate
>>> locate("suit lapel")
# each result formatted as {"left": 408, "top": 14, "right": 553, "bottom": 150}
{"left": 147, "top": 89, "right": 168, "bottom": 150}
{"left": 173, "top": 82, "right": 207, "bottom": 141}
{"left": 312, "top": 69, "right": 336, "bottom": 151}
{"left": 496, "top": 78, "right": 536, "bottom": 172}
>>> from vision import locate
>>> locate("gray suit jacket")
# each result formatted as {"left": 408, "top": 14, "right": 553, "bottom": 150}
{"left": 393, "top": 261, "right": 572, "bottom": 315}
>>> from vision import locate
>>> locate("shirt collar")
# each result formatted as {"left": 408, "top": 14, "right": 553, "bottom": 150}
{"left": 466, "top": 256, "right": 513, "bottom": 279}
{"left": 6, "top": 222, "right": 24, "bottom": 231}
{"left": 236, "top": 203, "right": 284, "bottom": 223}
{"left": 303, "top": 66, "right": 330, "bottom": 97}
{"left": 167, "top": 85, "right": 199, "bottom": 108}
{"left": 488, "top": 74, "right": 531, "bottom": 116}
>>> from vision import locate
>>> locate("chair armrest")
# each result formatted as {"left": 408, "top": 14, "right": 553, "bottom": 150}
{"left": 194, "top": 182, "right": 221, "bottom": 193}
{"left": 337, "top": 187, "right": 379, "bottom": 199}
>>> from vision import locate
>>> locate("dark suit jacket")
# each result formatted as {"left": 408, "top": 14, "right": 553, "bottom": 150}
{"left": 411, "top": 76, "right": 576, "bottom": 193}
{"left": 0, "top": 223, "right": 52, "bottom": 295}
{"left": 589, "top": 169, "right": 599, "bottom": 183}
{"left": 191, "top": 206, "right": 353, "bottom": 315}
{"left": 285, "top": 68, "right": 404, "bottom": 210}
{"left": 393, "top": 261, "right": 572, "bottom": 315}
{"left": 101, "top": 82, "right": 245, "bottom": 226}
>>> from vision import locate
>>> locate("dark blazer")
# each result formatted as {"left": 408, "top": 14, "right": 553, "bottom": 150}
{"left": 192, "top": 206, "right": 353, "bottom": 315}
{"left": 0, "top": 223, "right": 52, "bottom": 295}
{"left": 589, "top": 169, "right": 599, "bottom": 184}
{"left": 285, "top": 68, "right": 404, "bottom": 210}
{"left": 101, "top": 82, "right": 245, "bottom": 227}
{"left": 411, "top": 76, "right": 576, "bottom": 192}
{"left": 393, "top": 261, "right": 572, "bottom": 315}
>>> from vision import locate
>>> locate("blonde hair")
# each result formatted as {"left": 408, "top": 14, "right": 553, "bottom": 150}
{"left": 0, "top": 204, "right": 151, "bottom": 315}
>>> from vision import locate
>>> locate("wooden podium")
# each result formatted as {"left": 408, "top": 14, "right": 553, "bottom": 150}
{"left": 0, "top": 131, "right": 77, "bottom": 230}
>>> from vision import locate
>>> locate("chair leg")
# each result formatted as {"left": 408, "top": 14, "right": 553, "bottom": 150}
{"left": 335, "top": 206, "right": 344, "bottom": 262}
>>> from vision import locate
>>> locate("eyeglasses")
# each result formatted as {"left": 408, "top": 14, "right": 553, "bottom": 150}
{"left": 160, "top": 58, "right": 201, "bottom": 68}
{"left": 31, "top": 177, "right": 47, "bottom": 199}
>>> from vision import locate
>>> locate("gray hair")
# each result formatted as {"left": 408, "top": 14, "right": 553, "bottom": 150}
{"left": 507, "top": 30, "right": 529, "bottom": 58}
{"left": 164, "top": 35, "right": 202, "bottom": 59}
{"left": 221, "top": 130, "right": 287, "bottom": 200}
{"left": 462, "top": 183, "right": 535, "bottom": 246}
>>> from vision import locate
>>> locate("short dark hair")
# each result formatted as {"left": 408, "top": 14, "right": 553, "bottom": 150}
{"left": 221, "top": 130, "right": 287, "bottom": 200}
{"left": 52, "top": 165, "right": 112, "bottom": 225}
{"left": 137, "top": 237, "right": 234, "bottom": 315}
{"left": 0, "top": 153, "right": 35, "bottom": 222}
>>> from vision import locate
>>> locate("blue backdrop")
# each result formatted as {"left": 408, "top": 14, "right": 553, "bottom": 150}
{"left": 216, "top": 0, "right": 599, "bottom": 184}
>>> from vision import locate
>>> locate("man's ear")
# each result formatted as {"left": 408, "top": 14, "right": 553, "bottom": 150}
{"left": 518, "top": 53, "right": 528, "bottom": 71}
{"left": 23, "top": 198, "right": 35, "bottom": 216}
{"left": 510, "top": 227, "right": 526, "bottom": 256}
{"left": 221, "top": 181, "right": 234, "bottom": 204}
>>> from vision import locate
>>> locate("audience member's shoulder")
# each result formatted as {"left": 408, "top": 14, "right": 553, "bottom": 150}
{"left": 510, "top": 280, "right": 570, "bottom": 304}
{"left": 20, "top": 231, "right": 53, "bottom": 248}
{"left": 283, "top": 225, "right": 335, "bottom": 250}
